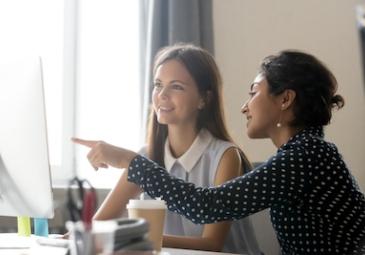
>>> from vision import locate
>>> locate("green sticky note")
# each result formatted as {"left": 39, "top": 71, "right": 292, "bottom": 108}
{"left": 17, "top": 216, "right": 31, "bottom": 236}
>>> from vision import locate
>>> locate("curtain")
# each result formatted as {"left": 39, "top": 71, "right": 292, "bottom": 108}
{"left": 139, "top": 0, "right": 214, "bottom": 140}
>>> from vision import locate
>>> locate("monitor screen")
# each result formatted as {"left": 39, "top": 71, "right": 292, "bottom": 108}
{"left": 0, "top": 56, "right": 54, "bottom": 218}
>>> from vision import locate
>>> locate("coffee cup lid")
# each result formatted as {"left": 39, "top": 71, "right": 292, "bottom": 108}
{"left": 126, "top": 199, "right": 167, "bottom": 209}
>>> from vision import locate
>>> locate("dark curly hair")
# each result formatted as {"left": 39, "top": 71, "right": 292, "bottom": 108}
{"left": 259, "top": 50, "right": 345, "bottom": 127}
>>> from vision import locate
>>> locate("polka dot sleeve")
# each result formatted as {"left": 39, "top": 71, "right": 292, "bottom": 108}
{"left": 128, "top": 146, "right": 310, "bottom": 224}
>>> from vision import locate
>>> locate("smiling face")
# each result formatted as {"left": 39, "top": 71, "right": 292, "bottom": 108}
{"left": 241, "top": 73, "right": 282, "bottom": 139}
{"left": 152, "top": 59, "right": 204, "bottom": 128}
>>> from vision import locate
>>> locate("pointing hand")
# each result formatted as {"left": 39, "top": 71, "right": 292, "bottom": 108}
{"left": 72, "top": 137, "right": 137, "bottom": 171}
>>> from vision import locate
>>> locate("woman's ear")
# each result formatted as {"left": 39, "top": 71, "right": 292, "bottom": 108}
{"left": 281, "top": 89, "right": 296, "bottom": 110}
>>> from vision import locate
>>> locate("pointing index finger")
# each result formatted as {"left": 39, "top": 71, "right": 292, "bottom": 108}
{"left": 71, "top": 137, "right": 98, "bottom": 148}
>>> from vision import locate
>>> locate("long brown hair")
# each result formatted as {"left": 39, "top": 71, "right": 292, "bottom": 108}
{"left": 146, "top": 43, "right": 251, "bottom": 171}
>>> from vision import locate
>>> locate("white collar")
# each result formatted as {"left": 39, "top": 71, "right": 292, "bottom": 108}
{"left": 164, "top": 129, "right": 213, "bottom": 173}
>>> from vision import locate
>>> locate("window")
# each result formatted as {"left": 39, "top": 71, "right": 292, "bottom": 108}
{"left": 0, "top": 0, "right": 64, "bottom": 170}
{"left": 0, "top": 0, "right": 142, "bottom": 188}
{"left": 75, "top": 0, "right": 141, "bottom": 187}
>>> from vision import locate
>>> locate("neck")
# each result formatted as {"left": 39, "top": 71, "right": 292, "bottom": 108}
{"left": 271, "top": 125, "right": 303, "bottom": 148}
{"left": 167, "top": 125, "right": 199, "bottom": 158}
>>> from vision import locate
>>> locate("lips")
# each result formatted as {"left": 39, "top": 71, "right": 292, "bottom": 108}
{"left": 158, "top": 106, "right": 174, "bottom": 113}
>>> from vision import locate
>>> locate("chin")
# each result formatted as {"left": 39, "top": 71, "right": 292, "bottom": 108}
{"left": 156, "top": 116, "right": 167, "bottom": 124}
{"left": 246, "top": 129, "right": 266, "bottom": 139}
{"left": 247, "top": 133, "right": 259, "bottom": 139}
{"left": 157, "top": 116, "right": 177, "bottom": 125}
{"left": 246, "top": 130, "right": 256, "bottom": 139}
{"left": 157, "top": 119, "right": 169, "bottom": 125}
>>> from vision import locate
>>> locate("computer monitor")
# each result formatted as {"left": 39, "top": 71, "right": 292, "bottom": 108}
{"left": 0, "top": 56, "right": 54, "bottom": 218}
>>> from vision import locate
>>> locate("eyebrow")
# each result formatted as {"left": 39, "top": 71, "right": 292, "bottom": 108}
{"left": 154, "top": 79, "right": 188, "bottom": 86}
{"left": 171, "top": 80, "right": 188, "bottom": 85}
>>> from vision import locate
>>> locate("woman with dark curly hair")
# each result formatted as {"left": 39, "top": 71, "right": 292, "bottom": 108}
{"left": 75, "top": 50, "right": 365, "bottom": 255}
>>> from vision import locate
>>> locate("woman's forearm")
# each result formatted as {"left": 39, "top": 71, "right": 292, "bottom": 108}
{"left": 93, "top": 169, "right": 142, "bottom": 220}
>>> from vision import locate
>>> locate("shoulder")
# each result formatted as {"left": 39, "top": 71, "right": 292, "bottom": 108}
{"left": 291, "top": 130, "right": 342, "bottom": 164}
{"left": 203, "top": 136, "right": 242, "bottom": 167}
{"left": 207, "top": 135, "right": 237, "bottom": 155}
{"left": 198, "top": 132, "right": 243, "bottom": 184}
{"left": 272, "top": 132, "right": 343, "bottom": 178}
{"left": 285, "top": 126, "right": 341, "bottom": 157}
{"left": 219, "top": 147, "right": 242, "bottom": 167}
{"left": 195, "top": 130, "right": 237, "bottom": 161}
{"left": 209, "top": 135, "right": 251, "bottom": 173}
{"left": 214, "top": 146, "right": 242, "bottom": 185}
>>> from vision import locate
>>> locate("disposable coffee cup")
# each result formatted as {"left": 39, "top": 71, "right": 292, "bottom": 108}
{"left": 126, "top": 199, "right": 166, "bottom": 251}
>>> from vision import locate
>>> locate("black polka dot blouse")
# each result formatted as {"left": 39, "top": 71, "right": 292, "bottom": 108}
{"left": 128, "top": 126, "right": 365, "bottom": 255}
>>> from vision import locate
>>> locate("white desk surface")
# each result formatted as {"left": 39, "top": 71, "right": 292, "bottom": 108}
{"left": 0, "top": 233, "right": 241, "bottom": 255}
{"left": 0, "top": 233, "right": 67, "bottom": 255}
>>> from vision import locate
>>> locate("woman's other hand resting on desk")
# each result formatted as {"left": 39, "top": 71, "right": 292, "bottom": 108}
{"left": 71, "top": 138, "right": 137, "bottom": 171}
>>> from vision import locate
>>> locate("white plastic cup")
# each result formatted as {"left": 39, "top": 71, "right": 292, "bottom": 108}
{"left": 126, "top": 199, "right": 166, "bottom": 251}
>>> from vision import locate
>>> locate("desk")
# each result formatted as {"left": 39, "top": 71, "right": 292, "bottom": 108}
{"left": 0, "top": 234, "right": 241, "bottom": 255}
{"left": 0, "top": 233, "right": 68, "bottom": 255}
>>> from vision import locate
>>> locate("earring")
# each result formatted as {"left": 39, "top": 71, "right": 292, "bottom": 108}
{"left": 276, "top": 104, "right": 284, "bottom": 128}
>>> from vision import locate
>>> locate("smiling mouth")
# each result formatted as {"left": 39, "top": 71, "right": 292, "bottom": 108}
{"left": 158, "top": 106, "right": 174, "bottom": 113}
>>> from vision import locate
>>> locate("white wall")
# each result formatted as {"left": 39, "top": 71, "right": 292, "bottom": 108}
{"left": 213, "top": 1, "right": 365, "bottom": 254}
{"left": 213, "top": 0, "right": 365, "bottom": 190}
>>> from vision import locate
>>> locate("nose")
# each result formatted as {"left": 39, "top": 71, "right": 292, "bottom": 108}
{"left": 158, "top": 86, "right": 169, "bottom": 99}
{"left": 241, "top": 101, "right": 248, "bottom": 114}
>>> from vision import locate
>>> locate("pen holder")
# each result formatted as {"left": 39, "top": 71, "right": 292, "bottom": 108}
{"left": 66, "top": 221, "right": 95, "bottom": 255}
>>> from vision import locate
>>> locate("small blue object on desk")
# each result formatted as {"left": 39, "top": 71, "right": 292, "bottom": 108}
{"left": 33, "top": 218, "right": 49, "bottom": 237}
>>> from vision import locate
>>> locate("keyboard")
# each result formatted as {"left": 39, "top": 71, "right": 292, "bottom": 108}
{"left": 36, "top": 236, "right": 70, "bottom": 248}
